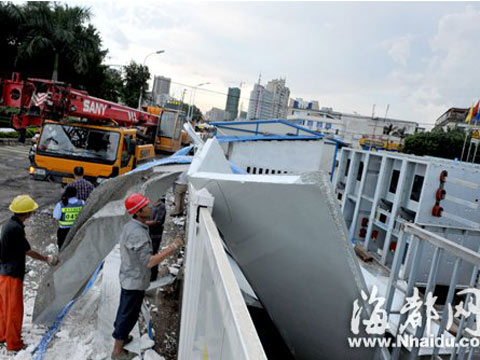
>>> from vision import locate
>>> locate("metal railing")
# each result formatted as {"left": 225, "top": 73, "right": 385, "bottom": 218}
{"left": 384, "top": 223, "right": 480, "bottom": 359}
{"left": 178, "top": 185, "right": 267, "bottom": 360}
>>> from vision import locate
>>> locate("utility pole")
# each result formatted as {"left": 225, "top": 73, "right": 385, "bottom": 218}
{"left": 186, "top": 82, "right": 209, "bottom": 122}
{"left": 137, "top": 50, "right": 165, "bottom": 109}
{"left": 180, "top": 89, "right": 186, "bottom": 111}
{"left": 368, "top": 104, "right": 377, "bottom": 150}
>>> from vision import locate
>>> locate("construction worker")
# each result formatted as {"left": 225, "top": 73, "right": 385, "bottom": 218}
{"left": 66, "top": 167, "right": 95, "bottom": 201}
{"left": 111, "top": 193, "right": 183, "bottom": 360}
{"left": 145, "top": 196, "right": 167, "bottom": 282}
{"left": 53, "top": 186, "right": 85, "bottom": 250}
{"left": 28, "top": 132, "right": 40, "bottom": 166}
{"left": 0, "top": 195, "right": 59, "bottom": 352}
{"left": 171, "top": 171, "right": 188, "bottom": 216}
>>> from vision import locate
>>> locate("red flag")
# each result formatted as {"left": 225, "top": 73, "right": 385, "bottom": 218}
{"left": 473, "top": 101, "right": 480, "bottom": 117}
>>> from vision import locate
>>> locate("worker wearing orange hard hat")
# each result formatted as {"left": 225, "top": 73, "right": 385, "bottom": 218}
{"left": 0, "top": 195, "right": 59, "bottom": 352}
{"left": 111, "top": 193, "right": 183, "bottom": 360}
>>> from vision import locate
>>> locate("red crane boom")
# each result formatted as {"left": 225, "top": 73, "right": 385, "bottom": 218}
{"left": 0, "top": 72, "right": 160, "bottom": 131}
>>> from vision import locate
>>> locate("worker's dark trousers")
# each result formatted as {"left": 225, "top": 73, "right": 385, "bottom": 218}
{"left": 112, "top": 288, "right": 145, "bottom": 341}
{"left": 57, "top": 227, "right": 70, "bottom": 250}
{"left": 150, "top": 235, "right": 162, "bottom": 282}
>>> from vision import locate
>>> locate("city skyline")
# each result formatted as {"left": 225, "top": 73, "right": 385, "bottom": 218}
{"left": 77, "top": 1, "right": 480, "bottom": 128}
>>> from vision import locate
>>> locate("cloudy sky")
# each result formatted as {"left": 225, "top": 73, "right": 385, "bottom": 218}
{"left": 79, "top": 1, "right": 480, "bottom": 127}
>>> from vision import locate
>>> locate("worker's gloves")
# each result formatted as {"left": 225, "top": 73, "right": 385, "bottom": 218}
{"left": 171, "top": 237, "right": 184, "bottom": 251}
{"left": 47, "top": 255, "right": 60, "bottom": 266}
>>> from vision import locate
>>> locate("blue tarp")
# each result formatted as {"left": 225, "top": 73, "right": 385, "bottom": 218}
{"left": 130, "top": 153, "right": 246, "bottom": 175}
{"left": 130, "top": 155, "right": 193, "bottom": 173}
{"left": 172, "top": 145, "right": 194, "bottom": 157}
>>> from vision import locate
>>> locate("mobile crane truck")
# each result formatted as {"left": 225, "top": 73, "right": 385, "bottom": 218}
{"left": 0, "top": 73, "right": 187, "bottom": 185}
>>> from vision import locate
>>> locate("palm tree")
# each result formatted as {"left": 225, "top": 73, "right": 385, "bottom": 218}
{"left": 392, "top": 127, "right": 406, "bottom": 140}
{"left": 14, "top": 2, "right": 97, "bottom": 81}
{"left": 383, "top": 124, "right": 397, "bottom": 136}
{"left": 383, "top": 124, "right": 398, "bottom": 150}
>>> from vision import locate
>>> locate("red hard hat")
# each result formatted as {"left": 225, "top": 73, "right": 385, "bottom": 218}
{"left": 125, "top": 193, "right": 150, "bottom": 215}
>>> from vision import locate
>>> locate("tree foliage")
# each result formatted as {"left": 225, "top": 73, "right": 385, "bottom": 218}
{"left": 402, "top": 127, "right": 469, "bottom": 160}
{"left": 121, "top": 62, "right": 150, "bottom": 108}
{"left": 0, "top": 2, "right": 195, "bottom": 112}
{"left": 0, "top": 2, "right": 119, "bottom": 99}
{"left": 98, "top": 67, "right": 123, "bottom": 102}
{"left": 180, "top": 103, "right": 203, "bottom": 121}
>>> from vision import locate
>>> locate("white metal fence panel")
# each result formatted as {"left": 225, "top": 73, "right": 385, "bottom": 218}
{"left": 178, "top": 187, "right": 267, "bottom": 360}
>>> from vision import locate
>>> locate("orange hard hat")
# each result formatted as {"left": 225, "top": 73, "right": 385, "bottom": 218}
{"left": 125, "top": 193, "right": 150, "bottom": 215}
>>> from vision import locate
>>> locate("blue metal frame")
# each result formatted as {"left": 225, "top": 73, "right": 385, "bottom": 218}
{"left": 216, "top": 135, "right": 323, "bottom": 143}
{"left": 210, "top": 119, "right": 325, "bottom": 138}
{"left": 212, "top": 120, "right": 346, "bottom": 182}
{"left": 214, "top": 125, "right": 262, "bottom": 136}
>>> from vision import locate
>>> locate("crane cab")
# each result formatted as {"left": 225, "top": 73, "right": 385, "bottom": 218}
{"left": 30, "top": 120, "right": 155, "bottom": 184}
{"left": 146, "top": 107, "right": 188, "bottom": 153}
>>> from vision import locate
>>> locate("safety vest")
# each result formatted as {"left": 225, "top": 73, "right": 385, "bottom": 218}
{"left": 59, "top": 200, "right": 84, "bottom": 227}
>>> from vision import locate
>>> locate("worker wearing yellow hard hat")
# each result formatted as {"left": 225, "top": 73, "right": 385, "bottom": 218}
{"left": 0, "top": 194, "right": 59, "bottom": 352}
{"left": 8, "top": 194, "right": 39, "bottom": 213}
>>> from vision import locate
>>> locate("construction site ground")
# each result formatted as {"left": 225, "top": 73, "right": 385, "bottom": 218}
{"left": 0, "top": 143, "right": 62, "bottom": 225}
{"left": 0, "top": 142, "right": 184, "bottom": 359}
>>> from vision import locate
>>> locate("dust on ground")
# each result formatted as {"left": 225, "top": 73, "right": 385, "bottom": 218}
{"left": 0, "top": 144, "right": 62, "bottom": 225}
{"left": 1, "top": 189, "right": 185, "bottom": 360}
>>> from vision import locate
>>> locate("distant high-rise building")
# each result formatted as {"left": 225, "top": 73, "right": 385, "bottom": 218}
{"left": 288, "top": 98, "right": 320, "bottom": 115}
{"left": 206, "top": 107, "right": 230, "bottom": 122}
{"left": 247, "top": 78, "right": 290, "bottom": 120}
{"left": 152, "top": 76, "right": 171, "bottom": 106}
{"left": 266, "top": 78, "right": 290, "bottom": 119}
{"left": 225, "top": 87, "right": 241, "bottom": 120}
{"left": 247, "top": 83, "right": 274, "bottom": 120}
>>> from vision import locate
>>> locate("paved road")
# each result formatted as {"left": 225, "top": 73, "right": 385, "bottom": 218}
{"left": 0, "top": 144, "right": 62, "bottom": 224}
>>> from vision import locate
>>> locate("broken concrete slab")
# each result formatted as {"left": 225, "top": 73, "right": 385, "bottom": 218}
{"left": 187, "top": 137, "right": 232, "bottom": 176}
{"left": 188, "top": 138, "right": 374, "bottom": 360}
{"left": 33, "top": 165, "right": 184, "bottom": 325}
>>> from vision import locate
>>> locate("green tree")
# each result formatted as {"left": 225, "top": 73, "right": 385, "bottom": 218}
{"left": 180, "top": 103, "right": 203, "bottom": 121}
{"left": 97, "top": 67, "right": 123, "bottom": 102}
{"left": 383, "top": 124, "right": 399, "bottom": 149}
{"left": 121, "top": 61, "right": 150, "bottom": 108}
{"left": 0, "top": 3, "right": 22, "bottom": 73}
{"left": 402, "top": 127, "right": 469, "bottom": 160}
{"left": 392, "top": 127, "right": 407, "bottom": 140}
{"left": 18, "top": 2, "right": 91, "bottom": 80}
{"left": 0, "top": 2, "right": 111, "bottom": 96}
{"left": 383, "top": 124, "right": 397, "bottom": 136}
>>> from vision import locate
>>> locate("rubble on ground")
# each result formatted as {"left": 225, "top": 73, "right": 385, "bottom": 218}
{"left": 0, "top": 188, "right": 185, "bottom": 360}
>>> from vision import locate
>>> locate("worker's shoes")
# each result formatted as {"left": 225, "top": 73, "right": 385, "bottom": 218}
{"left": 124, "top": 335, "right": 133, "bottom": 346}
{"left": 111, "top": 350, "right": 136, "bottom": 360}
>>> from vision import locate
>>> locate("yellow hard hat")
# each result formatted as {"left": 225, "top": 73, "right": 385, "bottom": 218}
{"left": 9, "top": 195, "right": 39, "bottom": 214}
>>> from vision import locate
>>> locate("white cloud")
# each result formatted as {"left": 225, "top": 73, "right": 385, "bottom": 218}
{"left": 381, "top": 6, "right": 480, "bottom": 126}
{"left": 72, "top": 2, "right": 480, "bottom": 126}
{"left": 384, "top": 36, "right": 412, "bottom": 67}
